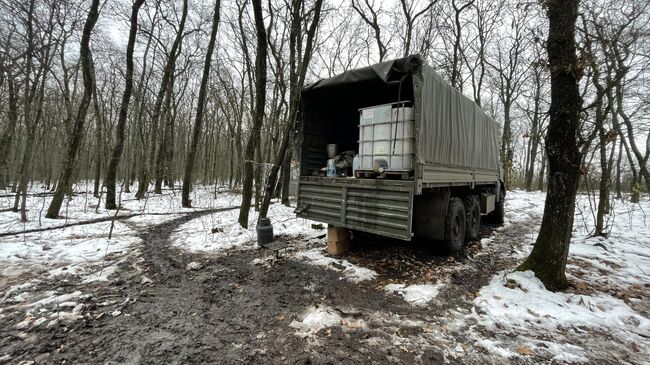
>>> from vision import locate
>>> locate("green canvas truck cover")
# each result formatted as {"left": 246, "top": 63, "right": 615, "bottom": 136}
{"left": 300, "top": 55, "right": 501, "bottom": 174}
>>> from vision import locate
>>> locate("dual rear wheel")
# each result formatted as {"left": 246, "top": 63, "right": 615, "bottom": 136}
{"left": 444, "top": 195, "right": 481, "bottom": 253}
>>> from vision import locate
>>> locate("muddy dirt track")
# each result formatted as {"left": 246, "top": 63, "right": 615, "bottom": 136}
{"left": 1, "top": 210, "right": 542, "bottom": 364}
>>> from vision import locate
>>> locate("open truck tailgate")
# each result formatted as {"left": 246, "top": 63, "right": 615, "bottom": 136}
{"left": 296, "top": 176, "right": 415, "bottom": 240}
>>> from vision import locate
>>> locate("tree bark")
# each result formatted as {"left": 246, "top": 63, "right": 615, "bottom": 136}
{"left": 92, "top": 86, "right": 103, "bottom": 198}
{"left": 154, "top": 72, "right": 176, "bottom": 194}
{"left": 595, "top": 126, "right": 611, "bottom": 236}
{"left": 537, "top": 150, "right": 546, "bottom": 191}
{"left": 258, "top": 0, "right": 323, "bottom": 218}
{"left": 517, "top": 0, "right": 583, "bottom": 291}
{"left": 181, "top": 0, "right": 221, "bottom": 207}
{"left": 0, "top": 77, "right": 18, "bottom": 188}
{"left": 524, "top": 69, "right": 542, "bottom": 191}
{"left": 280, "top": 143, "right": 292, "bottom": 205}
{"left": 615, "top": 138, "right": 622, "bottom": 198}
{"left": 136, "top": 0, "right": 188, "bottom": 199}
{"left": 105, "top": 0, "right": 146, "bottom": 209}
{"left": 238, "top": 0, "right": 268, "bottom": 228}
{"left": 46, "top": 0, "right": 101, "bottom": 218}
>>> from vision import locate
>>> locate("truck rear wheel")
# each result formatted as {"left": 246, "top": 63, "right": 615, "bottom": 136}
{"left": 444, "top": 197, "right": 466, "bottom": 253}
{"left": 463, "top": 195, "right": 481, "bottom": 241}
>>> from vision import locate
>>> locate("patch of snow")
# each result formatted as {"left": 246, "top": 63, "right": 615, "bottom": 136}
{"left": 294, "top": 248, "right": 377, "bottom": 283}
{"left": 171, "top": 202, "right": 320, "bottom": 254}
{"left": 384, "top": 282, "right": 444, "bottom": 307}
{"left": 475, "top": 338, "right": 518, "bottom": 358}
{"left": 32, "top": 316, "right": 48, "bottom": 327}
{"left": 473, "top": 271, "right": 650, "bottom": 342}
{"left": 81, "top": 263, "right": 120, "bottom": 283}
{"left": 186, "top": 261, "right": 203, "bottom": 271}
{"left": 0, "top": 221, "right": 139, "bottom": 281}
{"left": 539, "top": 340, "right": 588, "bottom": 363}
{"left": 27, "top": 291, "right": 78, "bottom": 307}
{"left": 288, "top": 305, "right": 367, "bottom": 337}
{"left": 124, "top": 213, "right": 186, "bottom": 228}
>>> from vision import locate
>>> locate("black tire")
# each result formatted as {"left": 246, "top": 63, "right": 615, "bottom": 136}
{"left": 487, "top": 189, "right": 505, "bottom": 224}
{"left": 463, "top": 195, "right": 481, "bottom": 241}
{"left": 444, "top": 197, "right": 466, "bottom": 253}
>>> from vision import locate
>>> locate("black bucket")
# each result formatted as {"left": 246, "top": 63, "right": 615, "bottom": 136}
{"left": 256, "top": 217, "right": 274, "bottom": 247}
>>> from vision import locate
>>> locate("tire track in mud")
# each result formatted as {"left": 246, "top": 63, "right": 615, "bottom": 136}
{"left": 38, "top": 208, "right": 404, "bottom": 364}
{"left": 4, "top": 206, "right": 544, "bottom": 364}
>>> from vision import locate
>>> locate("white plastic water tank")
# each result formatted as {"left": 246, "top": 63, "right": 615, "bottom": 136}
{"left": 358, "top": 103, "right": 415, "bottom": 172}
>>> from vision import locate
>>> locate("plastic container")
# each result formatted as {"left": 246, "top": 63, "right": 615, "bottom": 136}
{"left": 256, "top": 217, "right": 273, "bottom": 247}
{"left": 358, "top": 103, "right": 415, "bottom": 172}
{"left": 352, "top": 154, "right": 360, "bottom": 177}
{"left": 327, "top": 159, "right": 336, "bottom": 177}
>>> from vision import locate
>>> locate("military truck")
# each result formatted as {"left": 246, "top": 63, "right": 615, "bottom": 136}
{"left": 295, "top": 55, "right": 504, "bottom": 252}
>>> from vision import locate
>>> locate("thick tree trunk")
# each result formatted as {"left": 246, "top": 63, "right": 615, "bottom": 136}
{"left": 181, "top": 0, "right": 220, "bottom": 207}
{"left": 46, "top": 0, "right": 101, "bottom": 219}
{"left": 238, "top": 0, "right": 268, "bottom": 228}
{"left": 517, "top": 0, "right": 582, "bottom": 291}
{"left": 105, "top": 0, "right": 146, "bottom": 209}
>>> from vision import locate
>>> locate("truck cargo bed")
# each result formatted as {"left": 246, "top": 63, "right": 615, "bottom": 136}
{"left": 296, "top": 176, "right": 415, "bottom": 240}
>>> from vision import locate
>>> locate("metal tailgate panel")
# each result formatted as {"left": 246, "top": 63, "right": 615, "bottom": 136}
{"left": 297, "top": 178, "right": 414, "bottom": 240}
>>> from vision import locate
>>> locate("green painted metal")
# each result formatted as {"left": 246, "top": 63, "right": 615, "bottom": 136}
{"left": 296, "top": 177, "right": 414, "bottom": 240}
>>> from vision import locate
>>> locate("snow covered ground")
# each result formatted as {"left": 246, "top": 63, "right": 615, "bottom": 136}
{"left": 384, "top": 282, "right": 445, "bottom": 307}
{"left": 293, "top": 248, "right": 378, "bottom": 283}
{"left": 461, "top": 191, "right": 650, "bottom": 363}
{"left": 0, "top": 184, "right": 240, "bottom": 279}
{"left": 266, "top": 189, "right": 650, "bottom": 363}
{"left": 1, "top": 184, "right": 648, "bottom": 363}
{"left": 170, "top": 200, "right": 322, "bottom": 253}
{"left": 0, "top": 183, "right": 239, "bottom": 328}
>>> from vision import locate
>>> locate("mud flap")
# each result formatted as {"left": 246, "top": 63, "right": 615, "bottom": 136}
{"left": 413, "top": 188, "right": 450, "bottom": 241}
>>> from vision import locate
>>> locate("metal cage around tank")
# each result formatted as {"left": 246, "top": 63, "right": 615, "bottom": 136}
{"left": 357, "top": 101, "right": 416, "bottom": 173}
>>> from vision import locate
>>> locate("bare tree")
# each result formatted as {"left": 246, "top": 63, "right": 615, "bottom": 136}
{"left": 181, "top": 0, "right": 221, "bottom": 207}
{"left": 46, "top": 0, "right": 101, "bottom": 219}
{"left": 238, "top": 0, "right": 268, "bottom": 228}
{"left": 517, "top": 0, "right": 584, "bottom": 291}
{"left": 135, "top": 0, "right": 189, "bottom": 199}
{"left": 104, "top": 0, "right": 147, "bottom": 209}
{"left": 398, "top": 0, "right": 437, "bottom": 57}
{"left": 259, "top": 0, "right": 324, "bottom": 218}
{"left": 485, "top": 4, "right": 530, "bottom": 188}
{"left": 449, "top": 0, "right": 474, "bottom": 89}
{"left": 351, "top": 0, "right": 388, "bottom": 62}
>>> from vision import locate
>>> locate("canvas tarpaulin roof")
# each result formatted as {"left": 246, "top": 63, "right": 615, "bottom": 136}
{"left": 417, "top": 64, "right": 500, "bottom": 172}
{"left": 300, "top": 55, "right": 501, "bottom": 174}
